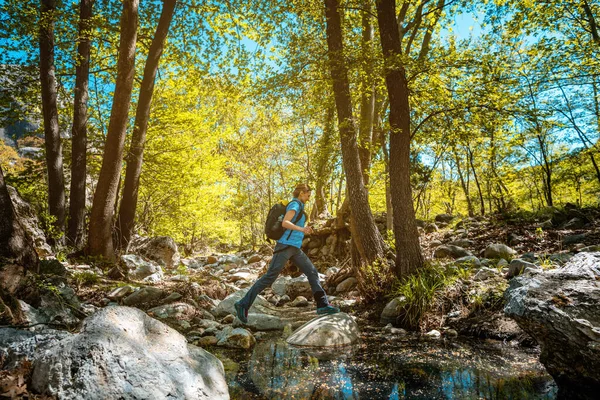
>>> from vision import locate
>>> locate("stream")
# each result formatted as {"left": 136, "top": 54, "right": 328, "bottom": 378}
{"left": 215, "top": 332, "right": 557, "bottom": 399}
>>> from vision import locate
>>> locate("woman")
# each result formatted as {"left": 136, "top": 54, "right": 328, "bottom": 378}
{"left": 235, "top": 184, "right": 339, "bottom": 323}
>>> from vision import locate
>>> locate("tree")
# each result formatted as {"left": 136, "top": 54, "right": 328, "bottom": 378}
{"left": 67, "top": 0, "right": 95, "bottom": 248}
{"left": 87, "top": 0, "right": 139, "bottom": 260}
{"left": 39, "top": 0, "right": 66, "bottom": 241}
{"left": 117, "top": 0, "right": 178, "bottom": 251}
{"left": 324, "top": 0, "right": 385, "bottom": 271}
{"left": 375, "top": 0, "right": 424, "bottom": 277}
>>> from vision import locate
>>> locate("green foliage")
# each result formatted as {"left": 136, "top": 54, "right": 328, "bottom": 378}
{"left": 361, "top": 258, "right": 395, "bottom": 302}
{"left": 389, "top": 262, "right": 458, "bottom": 330}
{"left": 73, "top": 271, "right": 100, "bottom": 287}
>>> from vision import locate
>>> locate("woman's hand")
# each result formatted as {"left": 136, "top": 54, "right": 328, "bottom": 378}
{"left": 302, "top": 226, "right": 314, "bottom": 235}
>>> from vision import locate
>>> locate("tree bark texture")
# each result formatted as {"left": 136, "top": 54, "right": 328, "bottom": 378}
{"left": 376, "top": 0, "right": 424, "bottom": 277}
{"left": 40, "top": 0, "right": 66, "bottom": 237}
{"left": 324, "top": 0, "right": 385, "bottom": 267}
{"left": 67, "top": 0, "right": 94, "bottom": 248}
{"left": 87, "top": 0, "right": 138, "bottom": 259}
{"left": 117, "top": 0, "right": 177, "bottom": 251}
{"left": 358, "top": 0, "right": 375, "bottom": 186}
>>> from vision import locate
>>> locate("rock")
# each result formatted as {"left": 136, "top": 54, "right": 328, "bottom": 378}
{"left": 448, "top": 239, "right": 474, "bottom": 248}
{"left": 106, "top": 285, "right": 134, "bottom": 301}
{"left": 272, "top": 276, "right": 291, "bottom": 296}
{"left": 207, "top": 255, "right": 218, "bottom": 264}
{"left": 212, "top": 288, "right": 270, "bottom": 318}
{"left": 221, "top": 314, "right": 235, "bottom": 324}
{"left": 563, "top": 233, "right": 587, "bottom": 246}
{"left": 435, "top": 213, "right": 454, "bottom": 223}
{"left": 232, "top": 313, "right": 285, "bottom": 331}
{"left": 538, "top": 219, "right": 553, "bottom": 229}
{"left": 223, "top": 263, "right": 237, "bottom": 272}
{"left": 424, "top": 223, "right": 439, "bottom": 233}
{"left": 454, "top": 256, "right": 481, "bottom": 268}
{"left": 107, "top": 266, "right": 126, "bottom": 280}
{"left": 507, "top": 232, "right": 523, "bottom": 246}
{"left": 268, "top": 295, "right": 280, "bottom": 306}
{"left": 247, "top": 254, "right": 262, "bottom": 263}
{"left": 279, "top": 295, "right": 291, "bottom": 305}
{"left": 148, "top": 302, "right": 196, "bottom": 320}
{"left": 336, "top": 277, "right": 357, "bottom": 293}
{"left": 286, "top": 275, "right": 315, "bottom": 299}
{"left": 484, "top": 243, "right": 517, "bottom": 260}
{"left": 563, "top": 217, "right": 586, "bottom": 229}
{"left": 445, "top": 329, "right": 458, "bottom": 338}
{"left": 0, "top": 328, "right": 72, "bottom": 369}
{"left": 286, "top": 313, "right": 359, "bottom": 347}
{"left": 383, "top": 324, "right": 407, "bottom": 336}
{"left": 580, "top": 245, "right": 600, "bottom": 253}
{"left": 429, "top": 239, "right": 443, "bottom": 247}
{"left": 380, "top": 296, "right": 407, "bottom": 325}
{"left": 473, "top": 267, "right": 500, "bottom": 281}
{"left": 497, "top": 258, "right": 509, "bottom": 268}
{"left": 506, "top": 259, "right": 539, "bottom": 279}
{"left": 7, "top": 186, "right": 52, "bottom": 257}
{"left": 196, "top": 336, "right": 218, "bottom": 347}
{"left": 122, "top": 287, "right": 164, "bottom": 306}
{"left": 433, "top": 245, "right": 472, "bottom": 259}
{"left": 424, "top": 329, "right": 441, "bottom": 339}
{"left": 161, "top": 292, "right": 183, "bottom": 304}
{"left": 30, "top": 306, "right": 228, "bottom": 399}
{"left": 129, "top": 235, "right": 180, "bottom": 268}
{"left": 290, "top": 296, "right": 309, "bottom": 307}
{"left": 121, "top": 254, "right": 163, "bottom": 281}
{"left": 504, "top": 252, "right": 600, "bottom": 397}
{"left": 325, "top": 267, "right": 339, "bottom": 277}
{"left": 216, "top": 326, "right": 256, "bottom": 349}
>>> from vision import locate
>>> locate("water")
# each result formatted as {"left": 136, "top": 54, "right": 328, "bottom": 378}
{"left": 217, "top": 332, "right": 557, "bottom": 399}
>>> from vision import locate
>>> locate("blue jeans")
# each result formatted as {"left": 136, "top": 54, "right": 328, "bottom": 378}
{"left": 238, "top": 243, "right": 327, "bottom": 309}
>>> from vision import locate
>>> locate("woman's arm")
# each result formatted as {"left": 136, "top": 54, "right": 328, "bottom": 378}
{"left": 282, "top": 210, "right": 312, "bottom": 234}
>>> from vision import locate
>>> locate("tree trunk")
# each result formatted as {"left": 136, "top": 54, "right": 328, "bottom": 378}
{"left": 467, "top": 146, "right": 485, "bottom": 215}
{"left": 311, "top": 104, "right": 336, "bottom": 220}
{"left": 67, "top": 0, "right": 94, "bottom": 248}
{"left": 376, "top": 0, "right": 424, "bottom": 277}
{"left": 117, "top": 0, "right": 177, "bottom": 251}
{"left": 87, "top": 0, "right": 138, "bottom": 260}
{"left": 454, "top": 148, "right": 473, "bottom": 217}
{"left": 324, "top": 0, "right": 385, "bottom": 268}
{"left": 358, "top": 0, "right": 375, "bottom": 186}
{"left": 40, "top": 0, "right": 65, "bottom": 240}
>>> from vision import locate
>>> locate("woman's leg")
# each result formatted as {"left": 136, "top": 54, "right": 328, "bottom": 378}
{"left": 237, "top": 244, "right": 293, "bottom": 311}
{"left": 290, "top": 249, "right": 330, "bottom": 308}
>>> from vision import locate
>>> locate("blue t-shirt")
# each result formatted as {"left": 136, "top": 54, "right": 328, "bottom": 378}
{"left": 277, "top": 198, "right": 306, "bottom": 248}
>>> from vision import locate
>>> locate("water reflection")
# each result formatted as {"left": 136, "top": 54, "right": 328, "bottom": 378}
{"left": 228, "top": 337, "right": 557, "bottom": 399}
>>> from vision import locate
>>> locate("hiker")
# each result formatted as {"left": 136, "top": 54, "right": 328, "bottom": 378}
{"left": 235, "top": 183, "right": 340, "bottom": 323}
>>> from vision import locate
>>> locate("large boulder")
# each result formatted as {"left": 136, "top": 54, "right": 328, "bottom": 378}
{"left": 0, "top": 328, "right": 71, "bottom": 369}
{"left": 504, "top": 252, "right": 600, "bottom": 398}
{"left": 484, "top": 243, "right": 516, "bottom": 260}
{"left": 121, "top": 254, "right": 163, "bottom": 281}
{"left": 31, "top": 306, "right": 229, "bottom": 399}
{"left": 286, "top": 313, "right": 359, "bottom": 347}
{"left": 433, "top": 245, "right": 472, "bottom": 259}
{"left": 129, "top": 236, "right": 180, "bottom": 268}
{"left": 212, "top": 288, "right": 271, "bottom": 318}
{"left": 7, "top": 185, "right": 52, "bottom": 257}
{"left": 380, "top": 296, "right": 407, "bottom": 325}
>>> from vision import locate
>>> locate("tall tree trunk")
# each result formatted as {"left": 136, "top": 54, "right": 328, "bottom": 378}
{"left": 454, "top": 148, "right": 473, "bottom": 217}
{"left": 87, "top": 0, "right": 138, "bottom": 260}
{"left": 376, "top": 0, "right": 424, "bottom": 277}
{"left": 381, "top": 133, "right": 393, "bottom": 232}
{"left": 117, "top": 0, "right": 177, "bottom": 251}
{"left": 324, "top": 0, "right": 385, "bottom": 268}
{"left": 67, "top": 0, "right": 94, "bottom": 248}
{"left": 40, "top": 0, "right": 65, "bottom": 240}
{"left": 467, "top": 146, "right": 485, "bottom": 215}
{"left": 311, "top": 104, "right": 336, "bottom": 220}
{"left": 358, "top": 0, "right": 375, "bottom": 186}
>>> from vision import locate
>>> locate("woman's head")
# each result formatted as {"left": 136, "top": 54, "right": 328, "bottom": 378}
{"left": 293, "top": 183, "right": 312, "bottom": 200}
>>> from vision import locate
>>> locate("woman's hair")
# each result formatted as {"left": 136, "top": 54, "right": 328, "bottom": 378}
{"left": 293, "top": 183, "right": 312, "bottom": 198}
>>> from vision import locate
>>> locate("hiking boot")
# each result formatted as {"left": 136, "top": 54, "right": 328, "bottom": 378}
{"left": 234, "top": 301, "right": 248, "bottom": 323}
{"left": 316, "top": 305, "right": 340, "bottom": 315}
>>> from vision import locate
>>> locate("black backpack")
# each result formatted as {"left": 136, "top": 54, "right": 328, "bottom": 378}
{"left": 265, "top": 199, "right": 304, "bottom": 241}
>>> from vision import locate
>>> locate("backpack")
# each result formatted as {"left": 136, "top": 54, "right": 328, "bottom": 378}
{"left": 265, "top": 199, "right": 304, "bottom": 241}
